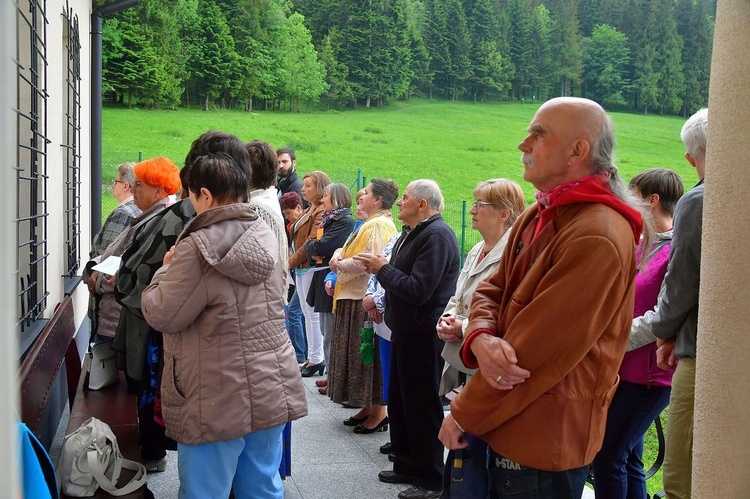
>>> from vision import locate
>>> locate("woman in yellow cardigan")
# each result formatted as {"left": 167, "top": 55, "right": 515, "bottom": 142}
{"left": 327, "top": 179, "right": 399, "bottom": 433}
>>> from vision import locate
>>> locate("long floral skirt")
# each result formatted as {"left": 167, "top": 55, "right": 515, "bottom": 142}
{"left": 327, "top": 299, "right": 384, "bottom": 407}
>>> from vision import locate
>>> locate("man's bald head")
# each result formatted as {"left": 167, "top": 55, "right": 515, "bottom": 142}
{"left": 538, "top": 97, "right": 611, "bottom": 163}
{"left": 519, "top": 97, "right": 617, "bottom": 191}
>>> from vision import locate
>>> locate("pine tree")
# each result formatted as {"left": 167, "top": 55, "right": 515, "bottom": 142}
{"left": 465, "top": 0, "right": 508, "bottom": 102}
{"left": 548, "top": 0, "right": 584, "bottom": 97}
{"left": 529, "top": 4, "right": 554, "bottom": 101}
{"left": 190, "top": 0, "right": 238, "bottom": 110}
{"left": 675, "top": 0, "right": 714, "bottom": 116}
{"left": 584, "top": 24, "right": 630, "bottom": 108}
{"left": 443, "top": 0, "right": 471, "bottom": 101}
{"left": 319, "top": 30, "right": 355, "bottom": 108}
{"left": 634, "top": 44, "right": 660, "bottom": 113}
{"left": 282, "top": 12, "right": 327, "bottom": 112}
{"left": 102, "top": 10, "right": 162, "bottom": 108}
{"left": 507, "top": 0, "right": 534, "bottom": 100}
{"left": 637, "top": 0, "right": 685, "bottom": 114}
{"left": 422, "top": 0, "right": 451, "bottom": 98}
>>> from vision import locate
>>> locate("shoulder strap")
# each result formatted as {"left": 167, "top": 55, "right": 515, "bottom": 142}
{"left": 87, "top": 450, "right": 146, "bottom": 496}
{"left": 646, "top": 238, "right": 671, "bottom": 261}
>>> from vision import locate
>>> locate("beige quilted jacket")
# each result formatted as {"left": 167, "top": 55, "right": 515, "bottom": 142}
{"left": 142, "top": 203, "right": 307, "bottom": 445}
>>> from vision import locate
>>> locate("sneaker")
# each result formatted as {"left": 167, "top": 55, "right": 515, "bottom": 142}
{"left": 143, "top": 455, "right": 167, "bottom": 473}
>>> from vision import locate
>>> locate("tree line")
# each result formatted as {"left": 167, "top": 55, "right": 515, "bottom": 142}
{"left": 102, "top": 0, "right": 715, "bottom": 116}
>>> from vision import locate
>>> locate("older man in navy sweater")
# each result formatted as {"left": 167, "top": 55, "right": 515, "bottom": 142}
{"left": 357, "top": 179, "right": 460, "bottom": 499}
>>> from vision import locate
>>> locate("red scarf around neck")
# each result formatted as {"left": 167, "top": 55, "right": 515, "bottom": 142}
{"left": 534, "top": 174, "right": 643, "bottom": 242}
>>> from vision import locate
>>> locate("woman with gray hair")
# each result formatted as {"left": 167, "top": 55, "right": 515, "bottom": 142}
{"left": 304, "top": 183, "right": 356, "bottom": 375}
{"left": 327, "top": 179, "right": 399, "bottom": 433}
{"left": 91, "top": 162, "right": 141, "bottom": 258}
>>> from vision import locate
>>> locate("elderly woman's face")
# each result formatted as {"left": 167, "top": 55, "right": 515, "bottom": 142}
{"left": 321, "top": 193, "right": 335, "bottom": 212}
{"left": 355, "top": 194, "right": 368, "bottom": 221}
{"left": 358, "top": 183, "right": 381, "bottom": 218}
{"left": 132, "top": 175, "right": 165, "bottom": 211}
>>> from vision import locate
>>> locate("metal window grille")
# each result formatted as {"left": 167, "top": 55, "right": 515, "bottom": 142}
{"left": 16, "top": 0, "right": 50, "bottom": 333}
{"left": 63, "top": 1, "right": 81, "bottom": 276}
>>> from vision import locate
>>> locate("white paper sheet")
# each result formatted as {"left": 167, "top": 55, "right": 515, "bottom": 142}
{"left": 91, "top": 255, "right": 122, "bottom": 276}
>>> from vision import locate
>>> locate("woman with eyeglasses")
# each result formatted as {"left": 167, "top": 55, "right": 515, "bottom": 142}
{"left": 436, "top": 178, "right": 526, "bottom": 498}
{"left": 85, "top": 157, "right": 182, "bottom": 341}
{"left": 91, "top": 162, "right": 141, "bottom": 258}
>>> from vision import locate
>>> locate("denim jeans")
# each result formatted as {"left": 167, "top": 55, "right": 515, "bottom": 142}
{"left": 488, "top": 451, "right": 589, "bottom": 499}
{"left": 442, "top": 434, "right": 489, "bottom": 499}
{"left": 378, "top": 336, "right": 391, "bottom": 402}
{"left": 286, "top": 289, "right": 307, "bottom": 363}
{"left": 592, "top": 380, "right": 671, "bottom": 499}
{"left": 177, "top": 425, "right": 284, "bottom": 499}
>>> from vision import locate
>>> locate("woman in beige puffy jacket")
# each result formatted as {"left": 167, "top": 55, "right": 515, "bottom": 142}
{"left": 142, "top": 153, "right": 307, "bottom": 499}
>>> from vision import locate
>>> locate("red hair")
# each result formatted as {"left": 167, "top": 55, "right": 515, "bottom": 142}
{"left": 133, "top": 157, "right": 181, "bottom": 195}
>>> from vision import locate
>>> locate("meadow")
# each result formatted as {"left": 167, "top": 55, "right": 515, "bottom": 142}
{"left": 103, "top": 98, "right": 697, "bottom": 202}
{"left": 103, "top": 99, "right": 697, "bottom": 255}
{"left": 103, "top": 98, "right": 681, "bottom": 495}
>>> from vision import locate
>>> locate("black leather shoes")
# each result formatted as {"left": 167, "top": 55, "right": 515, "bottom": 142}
{"left": 378, "top": 470, "right": 413, "bottom": 484}
{"left": 300, "top": 362, "right": 325, "bottom": 377}
{"left": 388, "top": 452, "right": 395, "bottom": 462}
{"left": 343, "top": 415, "right": 368, "bottom": 427}
{"left": 353, "top": 416, "right": 388, "bottom": 434}
{"left": 379, "top": 441, "right": 392, "bottom": 454}
{"left": 398, "top": 485, "right": 441, "bottom": 499}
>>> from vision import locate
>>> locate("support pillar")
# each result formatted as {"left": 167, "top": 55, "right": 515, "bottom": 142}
{"left": 693, "top": 1, "right": 750, "bottom": 496}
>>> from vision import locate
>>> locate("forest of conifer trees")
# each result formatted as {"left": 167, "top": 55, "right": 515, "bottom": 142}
{"left": 102, "top": 0, "right": 715, "bottom": 116}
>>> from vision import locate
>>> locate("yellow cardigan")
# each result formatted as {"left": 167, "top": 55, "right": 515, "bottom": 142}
{"left": 332, "top": 213, "right": 397, "bottom": 308}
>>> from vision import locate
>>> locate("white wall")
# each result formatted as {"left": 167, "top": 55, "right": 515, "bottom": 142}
{"left": 5, "top": 0, "right": 93, "bottom": 494}
{"left": 2, "top": 0, "right": 20, "bottom": 494}
{"left": 45, "top": 0, "right": 94, "bottom": 328}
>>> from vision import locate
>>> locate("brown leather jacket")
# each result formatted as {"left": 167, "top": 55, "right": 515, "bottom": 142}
{"left": 451, "top": 200, "right": 638, "bottom": 471}
{"left": 288, "top": 203, "right": 325, "bottom": 270}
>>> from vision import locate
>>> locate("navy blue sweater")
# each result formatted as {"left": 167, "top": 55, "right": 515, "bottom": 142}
{"left": 378, "top": 214, "right": 460, "bottom": 345}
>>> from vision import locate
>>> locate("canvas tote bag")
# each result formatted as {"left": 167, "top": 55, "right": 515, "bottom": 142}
{"left": 57, "top": 417, "right": 146, "bottom": 497}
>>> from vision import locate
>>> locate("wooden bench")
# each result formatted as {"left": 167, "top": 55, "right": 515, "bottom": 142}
{"left": 18, "top": 295, "right": 144, "bottom": 499}
{"left": 18, "top": 296, "right": 80, "bottom": 448}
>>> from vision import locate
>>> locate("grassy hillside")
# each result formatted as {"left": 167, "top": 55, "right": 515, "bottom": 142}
{"left": 103, "top": 99, "right": 698, "bottom": 204}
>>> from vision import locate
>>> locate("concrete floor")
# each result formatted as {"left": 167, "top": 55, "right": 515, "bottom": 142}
{"left": 147, "top": 374, "right": 408, "bottom": 499}
{"left": 146, "top": 375, "right": 596, "bottom": 498}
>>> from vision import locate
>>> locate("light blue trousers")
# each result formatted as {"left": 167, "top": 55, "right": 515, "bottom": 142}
{"left": 177, "top": 424, "right": 284, "bottom": 499}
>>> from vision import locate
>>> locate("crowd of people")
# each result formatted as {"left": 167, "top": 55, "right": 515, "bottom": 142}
{"left": 86, "top": 97, "right": 708, "bottom": 499}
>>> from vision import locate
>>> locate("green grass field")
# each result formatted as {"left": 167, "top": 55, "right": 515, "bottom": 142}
{"left": 102, "top": 98, "right": 698, "bottom": 258}
{"left": 103, "top": 100, "right": 678, "bottom": 496}
{"left": 103, "top": 98, "right": 698, "bottom": 202}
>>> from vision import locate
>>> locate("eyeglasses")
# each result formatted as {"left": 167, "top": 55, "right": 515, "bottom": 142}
{"left": 112, "top": 179, "right": 125, "bottom": 187}
{"left": 472, "top": 200, "right": 495, "bottom": 210}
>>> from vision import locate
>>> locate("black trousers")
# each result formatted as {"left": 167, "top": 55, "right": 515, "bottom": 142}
{"left": 389, "top": 340, "right": 445, "bottom": 491}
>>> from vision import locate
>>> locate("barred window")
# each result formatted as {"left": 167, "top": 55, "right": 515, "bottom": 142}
{"left": 63, "top": 1, "right": 82, "bottom": 278}
{"left": 16, "top": 0, "right": 50, "bottom": 338}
